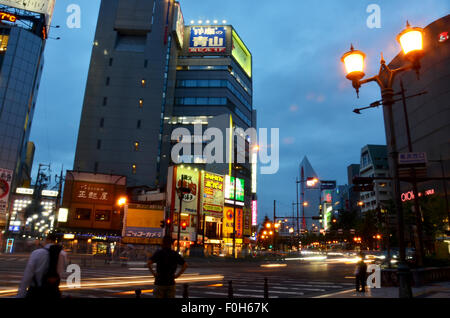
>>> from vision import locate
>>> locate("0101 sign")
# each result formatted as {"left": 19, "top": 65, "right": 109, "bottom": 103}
{"left": 0, "top": 11, "right": 17, "bottom": 23}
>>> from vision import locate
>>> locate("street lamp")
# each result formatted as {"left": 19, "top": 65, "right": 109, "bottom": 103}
{"left": 341, "top": 21, "right": 424, "bottom": 299}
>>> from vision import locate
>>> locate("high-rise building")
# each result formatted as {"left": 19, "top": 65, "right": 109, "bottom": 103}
{"left": 0, "top": 2, "right": 54, "bottom": 228}
{"left": 359, "top": 145, "right": 392, "bottom": 213}
{"left": 74, "top": 0, "right": 256, "bottom": 193}
{"left": 386, "top": 15, "right": 449, "bottom": 207}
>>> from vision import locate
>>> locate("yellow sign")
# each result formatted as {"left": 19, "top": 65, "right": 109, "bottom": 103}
{"left": 232, "top": 30, "right": 252, "bottom": 78}
{"left": 126, "top": 208, "right": 164, "bottom": 228}
{"left": 223, "top": 206, "right": 243, "bottom": 238}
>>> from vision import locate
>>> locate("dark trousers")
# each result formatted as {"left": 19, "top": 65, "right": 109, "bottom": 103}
{"left": 356, "top": 274, "right": 366, "bottom": 292}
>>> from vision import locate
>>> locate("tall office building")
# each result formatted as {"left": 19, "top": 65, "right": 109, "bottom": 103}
{"left": 387, "top": 15, "right": 449, "bottom": 202}
{"left": 0, "top": 2, "right": 54, "bottom": 228}
{"left": 74, "top": 0, "right": 256, "bottom": 193}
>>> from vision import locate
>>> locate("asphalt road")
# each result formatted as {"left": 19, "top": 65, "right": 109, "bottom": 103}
{"left": 0, "top": 253, "right": 358, "bottom": 298}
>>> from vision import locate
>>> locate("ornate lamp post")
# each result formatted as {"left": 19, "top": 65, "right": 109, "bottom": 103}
{"left": 341, "top": 22, "right": 424, "bottom": 298}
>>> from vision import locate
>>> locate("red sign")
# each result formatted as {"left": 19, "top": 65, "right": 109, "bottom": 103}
{"left": 439, "top": 32, "right": 449, "bottom": 43}
{"left": 401, "top": 189, "right": 435, "bottom": 202}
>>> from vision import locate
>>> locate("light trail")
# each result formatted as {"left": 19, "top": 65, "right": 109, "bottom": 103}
{"left": 0, "top": 274, "right": 224, "bottom": 297}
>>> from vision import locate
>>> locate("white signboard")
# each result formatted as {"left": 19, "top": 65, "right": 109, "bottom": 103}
{"left": 0, "top": 0, "right": 55, "bottom": 30}
{"left": 0, "top": 0, "right": 55, "bottom": 16}
{"left": 398, "top": 152, "right": 427, "bottom": 165}
{"left": 0, "top": 168, "right": 13, "bottom": 215}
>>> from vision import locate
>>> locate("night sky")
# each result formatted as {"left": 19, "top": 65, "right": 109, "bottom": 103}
{"left": 28, "top": 0, "right": 449, "bottom": 223}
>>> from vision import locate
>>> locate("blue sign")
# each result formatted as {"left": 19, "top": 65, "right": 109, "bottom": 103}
{"left": 189, "top": 26, "right": 226, "bottom": 53}
{"left": 8, "top": 225, "right": 19, "bottom": 232}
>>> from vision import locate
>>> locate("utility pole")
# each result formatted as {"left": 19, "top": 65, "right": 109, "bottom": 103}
{"left": 232, "top": 146, "right": 237, "bottom": 259}
{"left": 273, "top": 200, "right": 276, "bottom": 251}
{"left": 400, "top": 79, "right": 424, "bottom": 267}
{"left": 295, "top": 177, "right": 300, "bottom": 251}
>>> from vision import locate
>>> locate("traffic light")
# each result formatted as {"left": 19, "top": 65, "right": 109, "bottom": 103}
{"left": 181, "top": 221, "right": 187, "bottom": 230}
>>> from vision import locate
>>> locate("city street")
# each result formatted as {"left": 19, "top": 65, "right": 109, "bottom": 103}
{"left": 0, "top": 253, "right": 357, "bottom": 298}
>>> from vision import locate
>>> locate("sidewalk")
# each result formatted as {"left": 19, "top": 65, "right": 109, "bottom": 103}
{"left": 316, "top": 282, "right": 450, "bottom": 298}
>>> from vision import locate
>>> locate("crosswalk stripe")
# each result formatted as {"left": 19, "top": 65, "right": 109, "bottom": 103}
{"left": 236, "top": 288, "right": 303, "bottom": 296}
{"left": 203, "top": 291, "right": 277, "bottom": 298}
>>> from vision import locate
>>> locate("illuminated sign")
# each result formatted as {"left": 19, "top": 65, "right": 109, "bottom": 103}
{"left": 0, "top": 11, "right": 17, "bottom": 22}
{"left": 0, "top": 168, "right": 12, "bottom": 215}
{"left": 57, "top": 208, "right": 68, "bottom": 222}
{"left": 401, "top": 189, "right": 435, "bottom": 202}
{"left": 251, "top": 152, "right": 257, "bottom": 193}
{"left": 123, "top": 206, "right": 164, "bottom": 239}
{"left": 17, "top": 188, "right": 34, "bottom": 195}
{"left": 201, "top": 172, "right": 224, "bottom": 218}
{"left": 42, "top": 190, "right": 58, "bottom": 197}
{"left": 223, "top": 206, "right": 243, "bottom": 238}
{"left": 189, "top": 26, "right": 226, "bottom": 53}
{"left": 72, "top": 182, "right": 113, "bottom": 203}
{"left": 439, "top": 32, "right": 449, "bottom": 42}
{"left": 224, "top": 175, "right": 245, "bottom": 202}
{"left": 252, "top": 200, "right": 257, "bottom": 226}
{"left": 5, "top": 238, "right": 14, "bottom": 253}
{"left": 63, "top": 234, "right": 75, "bottom": 239}
{"left": 232, "top": 29, "right": 252, "bottom": 78}
{"left": 0, "top": 0, "right": 55, "bottom": 33}
{"left": 172, "top": 2, "right": 185, "bottom": 49}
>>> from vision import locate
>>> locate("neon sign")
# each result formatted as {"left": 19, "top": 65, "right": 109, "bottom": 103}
{"left": 0, "top": 12, "right": 17, "bottom": 23}
{"left": 401, "top": 189, "right": 435, "bottom": 202}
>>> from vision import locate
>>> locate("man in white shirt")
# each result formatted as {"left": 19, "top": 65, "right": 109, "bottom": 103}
{"left": 17, "top": 233, "right": 67, "bottom": 298}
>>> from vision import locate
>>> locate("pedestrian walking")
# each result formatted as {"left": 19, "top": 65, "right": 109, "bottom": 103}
{"left": 355, "top": 252, "right": 367, "bottom": 293}
{"left": 147, "top": 236, "right": 188, "bottom": 298}
{"left": 17, "top": 232, "right": 67, "bottom": 298}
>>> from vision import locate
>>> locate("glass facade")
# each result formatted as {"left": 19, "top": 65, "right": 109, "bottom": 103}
{"left": 0, "top": 26, "right": 44, "bottom": 190}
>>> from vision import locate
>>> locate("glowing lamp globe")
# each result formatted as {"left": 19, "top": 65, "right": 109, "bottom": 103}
{"left": 397, "top": 22, "right": 424, "bottom": 63}
{"left": 341, "top": 45, "right": 366, "bottom": 82}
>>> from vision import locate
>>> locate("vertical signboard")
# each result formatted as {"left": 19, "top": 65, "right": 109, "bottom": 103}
{"left": 224, "top": 175, "right": 245, "bottom": 202}
{"left": 251, "top": 200, "right": 257, "bottom": 226}
{"left": 223, "top": 206, "right": 243, "bottom": 238}
{"left": 174, "top": 166, "right": 199, "bottom": 215}
{"left": 0, "top": 168, "right": 13, "bottom": 217}
{"left": 200, "top": 172, "right": 224, "bottom": 218}
{"left": 172, "top": 2, "right": 185, "bottom": 49}
{"left": 232, "top": 29, "right": 252, "bottom": 78}
{"left": 188, "top": 26, "right": 227, "bottom": 53}
{"left": 243, "top": 207, "right": 251, "bottom": 236}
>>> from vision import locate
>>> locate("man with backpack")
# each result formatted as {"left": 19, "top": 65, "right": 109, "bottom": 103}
{"left": 17, "top": 232, "right": 67, "bottom": 298}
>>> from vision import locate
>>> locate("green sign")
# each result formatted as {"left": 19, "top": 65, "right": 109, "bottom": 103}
{"left": 225, "top": 175, "right": 245, "bottom": 202}
{"left": 232, "top": 30, "right": 252, "bottom": 78}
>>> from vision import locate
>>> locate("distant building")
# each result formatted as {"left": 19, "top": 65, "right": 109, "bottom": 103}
{"left": 359, "top": 145, "right": 392, "bottom": 213}
{"left": 347, "top": 163, "right": 361, "bottom": 214}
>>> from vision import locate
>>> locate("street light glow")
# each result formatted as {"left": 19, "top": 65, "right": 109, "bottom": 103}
{"left": 341, "top": 45, "right": 365, "bottom": 82}
{"left": 117, "top": 197, "right": 127, "bottom": 206}
{"left": 397, "top": 22, "right": 424, "bottom": 58}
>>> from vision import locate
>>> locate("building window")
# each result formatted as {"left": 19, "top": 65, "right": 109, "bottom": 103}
{"left": 75, "top": 208, "right": 91, "bottom": 220}
{"left": 144, "top": 59, "right": 148, "bottom": 68}
{"left": 141, "top": 79, "right": 146, "bottom": 87}
{"left": 94, "top": 162, "right": 99, "bottom": 172}
{"left": 109, "top": 58, "right": 113, "bottom": 66}
{"left": 134, "top": 142, "right": 139, "bottom": 151}
{"left": 103, "top": 97, "right": 108, "bottom": 106}
{"left": 139, "top": 99, "right": 143, "bottom": 108}
{"left": 97, "top": 140, "right": 101, "bottom": 150}
{"left": 132, "top": 164, "right": 137, "bottom": 174}
{"left": 137, "top": 120, "right": 141, "bottom": 129}
{"left": 106, "top": 77, "right": 110, "bottom": 86}
{"left": 100, "top": 118, "right": 104, "bottom": 128}
{"left": 95, "top": 210, "right": 111, "bottom": 222}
